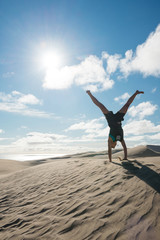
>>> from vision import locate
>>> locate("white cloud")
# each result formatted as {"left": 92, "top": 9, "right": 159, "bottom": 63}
{"left": 149, "top": 133, "right": 160, "bottom": 140}
{"left": 102, "top": 24, "right": 160, "bottom": 80}
{"left": 65, "top": 118, "right": 104, "bottom": 132}
{"left": 114, "top": 92, "right": 130, "bottom": 104}
{"left": 151, "top": 88, "right": 157, "bottom": 93}
{"left": 124, "top": 119, "right": 160, "bottom": 136}
{"left": 0, "top": 115, "right": 160, "bottom": 154}
{"left": 13, "top": 132, "right": 67, "bottom": 146}
{"left": 125, "top": 132, "right": 160, "bottom": 147}
{"left": 65, "top": 117, "right": 109, "bottom": 138}
{"left": 12, "top": 91, "right": 21, "bottom": 96}
{"left": 0, "top": 91, "right": 52, "bottom": 118}
{"left": 126, "top": 135, "right": 145, "bottom": 141}
{"left": 123, "top": 119, "right": 160, "bottom": 147}
{"left": 65, "top": 113, "right": 160, "bottom": 146}
{"left": 42, "top": 55, "right": 114, "bottom": 92}
{"left": 104, "top": 53, "right": 121, "bottom": 74}
{"left": 128, "top": 101, "right": 158, "bottom": 119}
{"left": 0, "top": 130, "right": 107, "bottom": 154}
{"left": 0, "top": 132, "right": 68, "bottom": 154}
{"left": 0, "top": 129, "right": 4, "bottom": 134}
{"left": 0, "top": 138, "right": 12, "bottom": 142}
{"left": 123, "top": 24, "right": 160, "bottom": 77}
{"left": 18, "top": 94, "right": 42, "bottom": 105}
{"left": 65, "top": 111, "right": 160, "bottom": 147}
{"left": 83, "top": 84, "right": 99, "bottom": 93}
{"left": 41, "top": 24, "right": 160, "bottom": 92}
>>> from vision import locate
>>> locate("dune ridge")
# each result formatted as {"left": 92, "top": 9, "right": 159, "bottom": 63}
{"left": 147, "top": 145, "right": 160, "bottom": 153}
{"left": 0, "top": 145, "right": 160, "bottom": 239}
{"left": 113, "top": 145, "right": 160, "bottom": 159}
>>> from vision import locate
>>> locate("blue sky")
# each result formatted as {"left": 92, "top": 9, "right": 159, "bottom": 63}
{"left": 0, "top": 0, "right": 160, "bottom": 155}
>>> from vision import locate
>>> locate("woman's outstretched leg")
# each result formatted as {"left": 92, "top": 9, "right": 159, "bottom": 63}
{"left": 119, "top": 90, "right": 144, "bottom": 114}
{"left": 86, "top": 90, "right": 109, "bottom": 114}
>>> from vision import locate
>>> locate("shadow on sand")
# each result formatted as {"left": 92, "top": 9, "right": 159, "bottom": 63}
{"left": 113, "top": 159, "right": 160, "bottom": 194}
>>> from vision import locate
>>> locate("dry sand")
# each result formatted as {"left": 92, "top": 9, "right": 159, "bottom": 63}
{"left": 0, "top": 145, "right": 160, "bottom": 240}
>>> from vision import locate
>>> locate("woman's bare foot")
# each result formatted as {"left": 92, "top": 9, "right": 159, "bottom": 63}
{"left": 86, "top": 90, "right": 91, "bottom": 95}
{"left": 136, "top": 90, "right": 144, "bottom": 94}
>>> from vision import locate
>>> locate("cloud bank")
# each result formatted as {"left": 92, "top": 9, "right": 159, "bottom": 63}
{"left": 0, "top": 100, "right": 159, "bottom": 154}
{"left": 0, "top": 91, "right": 53, "bottom": 118}
{"left": 114, "top": 93, "right": 130, "bottom": 104}
{"left": 43, "top": 55, "right": 114, "bottom": 92}
{"left": 42, "top": 24, "right": 160, "bottom": 92}
{"left": 128, "top": 102, "right": 158, "bottom": 119}
{"left": 105, "top": 24, "right": 160, "bottom": 78}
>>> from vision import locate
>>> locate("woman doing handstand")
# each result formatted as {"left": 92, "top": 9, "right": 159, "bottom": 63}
{"left": 86, "top": 90, "right": 144, "bottom": 162}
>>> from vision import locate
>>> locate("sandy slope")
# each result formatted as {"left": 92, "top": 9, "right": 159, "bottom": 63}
{"left": 0, "top": 145, "right": 160, "bottom": 240}
{"left": 113, "top": 145, "right": 160, "bottom": 159}
{"left": 0, "top": 160, "right": 32, "bottom": 177}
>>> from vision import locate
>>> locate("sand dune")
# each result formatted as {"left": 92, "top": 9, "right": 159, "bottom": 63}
{"left": 0, "top": 159, "right": 32, "bottom": 177}
{"left": 0, "top": 145, "right": 160, "bottom": 239}
{"left": 113, "top": 145, "right": 160, "bottom": 159}
{"left": 147, "top": 145, "right": 160, "bottom": 153}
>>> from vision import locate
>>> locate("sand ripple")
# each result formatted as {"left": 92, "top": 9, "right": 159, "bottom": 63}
{"left": 0, "top": 147, "right": 160, "bottom": 239}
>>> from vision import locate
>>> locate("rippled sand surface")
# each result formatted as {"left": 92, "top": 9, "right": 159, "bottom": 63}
{"left": 0, "top": 145, "right": 160, "bottom": 240}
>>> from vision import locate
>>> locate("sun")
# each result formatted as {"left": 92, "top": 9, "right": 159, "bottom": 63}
{"left": 41, "top": 50, "right": 62, "bottom": 69}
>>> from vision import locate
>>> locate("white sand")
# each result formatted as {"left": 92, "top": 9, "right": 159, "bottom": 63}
{"left": 0, "top": 145, "right": 160, "bottom": 240}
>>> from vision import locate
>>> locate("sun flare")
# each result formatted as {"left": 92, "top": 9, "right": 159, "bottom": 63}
{"left": 41, "top": 51, "right": 62, "bottom": 69}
